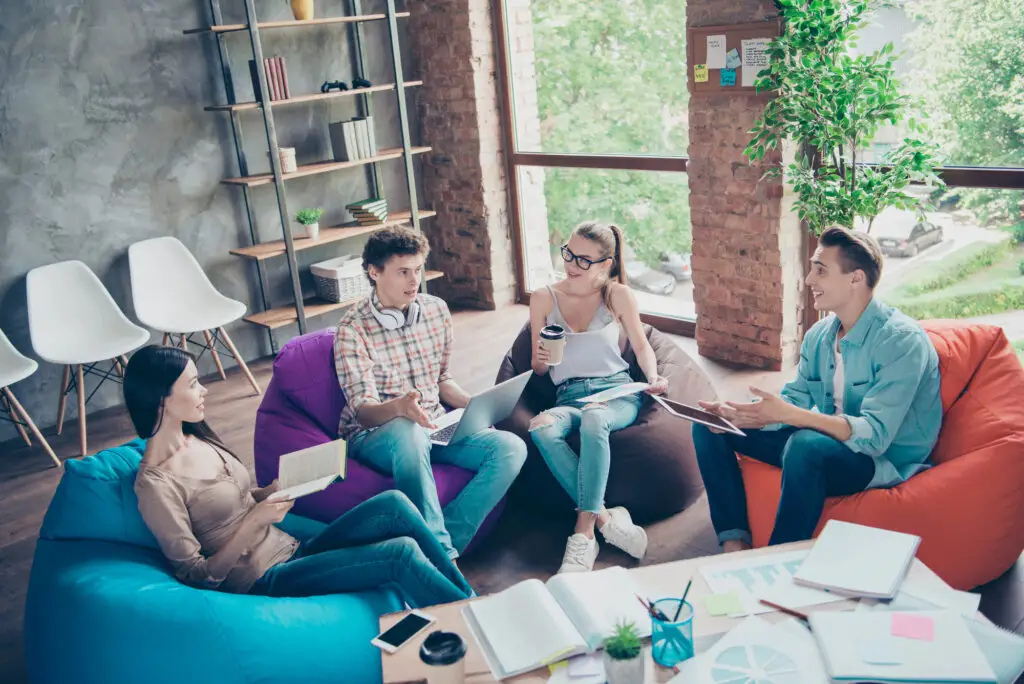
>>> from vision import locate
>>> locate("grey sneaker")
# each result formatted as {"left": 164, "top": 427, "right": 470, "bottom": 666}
{"left": 599, "top": 507, "right": 648, "bottom": 560}
{"left": 558, "top": 533, "right": 599, "bottom": 574}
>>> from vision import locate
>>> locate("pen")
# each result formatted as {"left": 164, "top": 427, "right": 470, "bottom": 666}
{"left": 758, "top": 599, "right": 810, "bottom": 624}
{"left": 673, "top": 579, "right": 693, "bottom": 621}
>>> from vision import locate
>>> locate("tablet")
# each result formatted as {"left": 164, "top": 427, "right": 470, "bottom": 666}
{"left": 652, "top": 395, "right": 746, "bottom": 436}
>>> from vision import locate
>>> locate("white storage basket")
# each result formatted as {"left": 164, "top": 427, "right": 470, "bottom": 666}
{"left": 310, "top": 255, "right": 370, "bottom": 303}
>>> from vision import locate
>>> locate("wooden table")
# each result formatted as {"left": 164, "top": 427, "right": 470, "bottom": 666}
{"left": 380, "top": 541, "right": 964, "bottom": 683}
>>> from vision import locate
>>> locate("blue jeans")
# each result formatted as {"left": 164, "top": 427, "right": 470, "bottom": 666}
{"left": 348, "top": 418, "right": 527, "bottom": 559}
{"left": 250, "top": 491, "right": 473, "bottom": 608}
{"left": 692, "top": 424, "right": 875, "bottom": 546}
{"left": 530, "top": 371, "right": 642, "bottom": 513}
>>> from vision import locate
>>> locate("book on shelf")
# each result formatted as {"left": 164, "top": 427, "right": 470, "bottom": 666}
{"left": 277, "top": 57, "right": 291, "bottom": 99}
{"left": 346, "top": 197, "right": 388, "bottom": 224}
{"left": 328, "top": 116, "right": 377, "bottom": 162}
{"left": 461, "top": 566, "right": 654, "bottom": 680}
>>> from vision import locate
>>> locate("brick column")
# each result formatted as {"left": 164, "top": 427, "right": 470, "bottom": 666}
{"left": 406, "top": 0, "right": 516, "bottom": 309}
{"left": 687, "top": 1, "right": 805, "bottom": 370}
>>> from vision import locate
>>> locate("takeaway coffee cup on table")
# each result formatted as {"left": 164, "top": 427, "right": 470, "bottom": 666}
{"left": 539, "top": 324, "right": 567, "bottom": 366}
{"left": 419, "top": 631, "right": 467, "bottom": 684}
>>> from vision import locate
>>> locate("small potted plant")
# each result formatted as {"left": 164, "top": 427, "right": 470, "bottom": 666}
{"left": 603, "top": 620, "right": 645, "bottom": 684}
{"left": 295, "top": 208, "right": 324, "bottom": 240}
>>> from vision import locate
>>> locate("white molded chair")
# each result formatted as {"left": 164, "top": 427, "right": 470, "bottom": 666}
{"left": 26, "top": 260, "right": 151, "bottom": 457}
{"left": 0, "top": 328, "right": 60, "bottom": 467}
{"left": 128, "top": 236, "right": 260, "bottom": 395}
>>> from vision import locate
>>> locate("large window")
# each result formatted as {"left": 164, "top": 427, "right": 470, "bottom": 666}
{"left": 498, "top": 0, "right": 694, "bottom": 333}
{"left": 855, "top": 1, "right": 1024, "bottom": 361}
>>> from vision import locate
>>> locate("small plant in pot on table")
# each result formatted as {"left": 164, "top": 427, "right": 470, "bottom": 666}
{"left": 295, "top": 208, "right": 324, "bottom": 240}
{"left": 603, "top": 620, "right": 645, "bottom": 684}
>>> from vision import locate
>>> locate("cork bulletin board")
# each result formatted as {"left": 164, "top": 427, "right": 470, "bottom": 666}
{"left": 686, "top": 21, "right": 781, "bottom": 95}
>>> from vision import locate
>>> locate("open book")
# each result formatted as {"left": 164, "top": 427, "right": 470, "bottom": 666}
{"left": 267, "top": 439, "right": 347, "bottom": 502}
{"left": 462, "top": 567, "right": 653, "bottom": 680}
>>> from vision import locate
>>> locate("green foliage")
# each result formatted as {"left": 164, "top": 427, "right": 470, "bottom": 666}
{"left": 891, "top": 284, "right": 1024, "bottom": 320}
{"left": 604, "top": 621, "right": 643, "bottom": 661}
{"left": 1012, "top": 223, "right": 1024, "bottom": 245}
{"left": 1014, "top": 340, "right": 1024, "bottom": 366}
{"left": 744, "top": 0, "right": 943, "bottom": 235}
{"left": 531, "top": 0, "right": 691, "bottom": 266}
{"left": 1019, "top": 259, "right": 1024, "bottom": 277}
{"left": 900, "top": 241, "right": 1012, "bottom": 296}
{"left": 294, "top": 208, "right": 324, "bottom": 225}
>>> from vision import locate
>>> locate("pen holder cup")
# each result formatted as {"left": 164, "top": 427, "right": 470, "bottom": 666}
{"left": 650, "top": 599, "right": 695, "bottom": 669}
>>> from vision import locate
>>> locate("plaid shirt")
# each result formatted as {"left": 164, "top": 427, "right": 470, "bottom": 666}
{"left": 334, "top": 294, "right": 453, "bottom": 440}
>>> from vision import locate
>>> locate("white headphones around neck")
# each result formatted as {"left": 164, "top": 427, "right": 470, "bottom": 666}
{"left": 369, "top": 291, "right": 421, "bottom": 331}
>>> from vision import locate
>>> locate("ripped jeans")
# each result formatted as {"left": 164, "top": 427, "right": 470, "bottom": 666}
{"left": 529, "top": 371, "right": 643, "bottom": 513}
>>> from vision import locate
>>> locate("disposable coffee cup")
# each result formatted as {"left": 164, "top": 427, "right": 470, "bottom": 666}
{"left": 539, "top": 324, "right": 566, "bottom": 366}
{"left": 419, "top": 631, "right": 467, "bottom": 684}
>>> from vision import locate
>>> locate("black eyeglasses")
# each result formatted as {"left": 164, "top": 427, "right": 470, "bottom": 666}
{"left": 561, "top": 245, "right": 612, "bottom": 271}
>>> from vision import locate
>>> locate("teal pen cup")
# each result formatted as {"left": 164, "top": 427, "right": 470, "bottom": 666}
{"left": 650, "top": 598, "right": 695, "bottom": 669}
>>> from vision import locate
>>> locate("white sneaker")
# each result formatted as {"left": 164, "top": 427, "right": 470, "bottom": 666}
{"left": 599, "top": 507, "right": 648, "bottom": 560}
{"left": 558, "top": 533, "right": 599, "bottom": 574}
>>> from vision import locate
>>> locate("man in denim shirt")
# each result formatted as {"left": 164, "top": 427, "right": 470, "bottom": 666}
{"left": 693, "top": 226, "right": 942, "bottom": 550}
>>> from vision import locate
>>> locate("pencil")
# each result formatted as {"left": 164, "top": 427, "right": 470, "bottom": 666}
{"left": 673, "top": 579, "right": 693, "bottom": 621}
{"left": 758, "top": 598, "right": 810, "bottom": 622}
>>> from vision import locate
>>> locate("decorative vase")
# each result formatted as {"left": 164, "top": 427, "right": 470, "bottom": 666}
{"left": 603, "top": 652, "right": 645, "bottom": 684}
{"left": 301, "top": 222, "right": 319, "bottom": 240}
{"left": 290, "top": 0, "right": 314, "bottom": 20}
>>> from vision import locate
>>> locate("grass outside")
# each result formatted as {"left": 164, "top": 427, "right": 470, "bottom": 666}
{"left": 889, "top": 240, "right": 1012, "bottom": 299}
{"left": 1015, "top": 340, "right": 1024, "bottom": 365}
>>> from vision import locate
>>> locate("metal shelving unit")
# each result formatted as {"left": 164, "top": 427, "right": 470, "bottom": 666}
{"left": 187, "top": 0, "right": 434, "bottom": 350}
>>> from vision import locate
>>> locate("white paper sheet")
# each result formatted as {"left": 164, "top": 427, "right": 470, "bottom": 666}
{"left": 575, "top": 382, "right": 650, "bottom": 405}
{"left": 699, "top": 550, "right": 845, "bottom": 616}
{"left": 706, "top": 35, "right": 726, "bottom": 69}
{"left": 741, "top": 38, "right": 771, "bottom": 87}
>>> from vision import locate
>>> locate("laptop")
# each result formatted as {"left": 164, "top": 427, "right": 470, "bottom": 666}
{"left": 429, "top": 370, "right": 533, "bottom": 446}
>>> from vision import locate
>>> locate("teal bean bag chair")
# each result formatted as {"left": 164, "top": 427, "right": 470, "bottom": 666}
{"left": 24, "top": 439, "right": 401, "bottom": 684}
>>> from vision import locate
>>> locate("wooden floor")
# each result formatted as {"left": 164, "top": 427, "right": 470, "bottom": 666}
{"left": 2, "top": 305, "right": 1022, "bottom": 682}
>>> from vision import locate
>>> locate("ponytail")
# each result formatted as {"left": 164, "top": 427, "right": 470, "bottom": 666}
{"left": 608, "top": 223, "right": 628, "bottom": 286}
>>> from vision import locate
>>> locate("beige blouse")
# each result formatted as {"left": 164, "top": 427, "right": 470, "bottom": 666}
{"left": 134, "top": 448, "right": 298, "bottom": 594}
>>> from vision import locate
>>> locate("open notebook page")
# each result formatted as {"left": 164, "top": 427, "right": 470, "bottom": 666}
{"left": 277, "top": 440, "right": 346, "bottom": 490}
{"left": 464, "top": 578, "right": 587, "bottom": 679}
{"left": 546, "top": 566, "right": 653, "bottom": 651}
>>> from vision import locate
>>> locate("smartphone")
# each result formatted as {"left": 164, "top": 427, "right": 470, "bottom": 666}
{"left": 371, "top": 610, "right": 437, "bottom": 654}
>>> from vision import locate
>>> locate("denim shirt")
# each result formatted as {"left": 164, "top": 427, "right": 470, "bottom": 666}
{"left": 766, "top": 298, "right": 942, "bottom": 489}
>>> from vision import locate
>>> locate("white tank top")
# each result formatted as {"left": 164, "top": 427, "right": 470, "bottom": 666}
{"left": 545, "top": 286, "right": 629, "bottom": 386}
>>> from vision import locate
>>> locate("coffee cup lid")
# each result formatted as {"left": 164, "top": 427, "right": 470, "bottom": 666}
{"left": 419, "top": 631, "right": 466, "bottom": 666}
{"left": 540, "top": 324, "right": 565, "bottom": 337}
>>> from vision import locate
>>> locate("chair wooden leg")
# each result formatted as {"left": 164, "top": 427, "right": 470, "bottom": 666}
{"left": 179, "top": 334, "right": 187, "bottom": 351}
{"left": 1, "top": 388, "right": 32, "bottom": 446}
{"left": 4, "top": 388, "right": 60, "bottom": 468}
{"left": 56, "top": 365, "right": 70, "bottom": 435}
{"left": 113, "top": 357, "right": 124, "bottom": 378}
{"left": 120, "top": 355, "right": 129, "bottom": 369}
{"left": 217, "top": 327, "right": 261, "bottom": 395}
{"left": 76, "top": 364, "right": 87, "bottom": 457}
{"left": 162, "top": 332, "right": 170, "bottom": 346}
{"left": 203, "top": 330, "right": 227, "bottom": 381}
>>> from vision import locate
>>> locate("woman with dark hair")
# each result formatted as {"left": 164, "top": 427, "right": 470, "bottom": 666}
{"left": 126, "top": 344, "right": 473, "bottom": 606}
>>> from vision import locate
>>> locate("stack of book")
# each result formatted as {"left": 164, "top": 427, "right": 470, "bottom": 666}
{"left": 345, "top": 198, "right": 388, "bottom": 226}
{"left": 328, "top": 116, "right": 378, "bottom": 162}
{"left": 249, "top": 57, "right": 290, "bottom": 102}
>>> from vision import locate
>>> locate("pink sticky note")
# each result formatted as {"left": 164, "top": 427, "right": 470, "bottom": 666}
{"left": 891, "top": 613, "right": 935, "bottom": 641}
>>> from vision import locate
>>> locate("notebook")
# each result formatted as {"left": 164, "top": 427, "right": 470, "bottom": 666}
{"left": 461, "top": 566, "right": 653, "bottom": 680}
{"left": 267, "top": 439, "right": 347, "bottom": 501}
{"left": 793, "top": 520, "right": 920, "bottom": 599}
{"left": 809, "top": 610, "right": 997, "bottom": 683}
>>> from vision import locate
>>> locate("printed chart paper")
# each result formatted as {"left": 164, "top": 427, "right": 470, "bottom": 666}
{"left": 699, "top": 550, "right": 845, "bottom": 616}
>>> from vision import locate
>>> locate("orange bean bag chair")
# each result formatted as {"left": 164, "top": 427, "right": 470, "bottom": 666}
{"left": 739, "top": 320, "right": 1024, "bottom": 590}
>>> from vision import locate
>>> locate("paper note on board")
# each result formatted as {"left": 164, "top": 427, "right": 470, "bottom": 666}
{"left": 706, "top": 35, "right": 726, "bottom": 69}
{"left": 725, "top": 48, "right": 741, "bottom": 69}
{"left": 741, "top": 38, "right": 771, "bottom": 87}
{"left": 694, "top": 64, "right": 708, "bottom": 83}
{"left": 720, "top": 68, "right": 736, "bottom": 87}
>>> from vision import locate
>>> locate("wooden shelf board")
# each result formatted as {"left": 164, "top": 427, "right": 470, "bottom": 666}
{"left": 185, "top": 12, "right": 410, "bottom": 35}
{"left": 205, "top": 81, "right": 423, "bottom": 113}
{"left": 230, "top": 210, "right": 437, "bottom": 261}
{"left": 244, "top": 270, "right": 444, "bottom": 330}
{"left": 222, "top": 146, "right": 432, "bottom": 188}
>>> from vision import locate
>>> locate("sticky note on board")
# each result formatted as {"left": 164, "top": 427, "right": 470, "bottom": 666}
{"left": 705, "top": 592, "right": 744, "bottom": 616}
{"left": 694, "top": 64, "right": 708, "bottom": 83}
{"left": 891, "top": 613, "right": 935, "bottom": 641}
{"left": 706, "top": 35, "right": 726, "bottom": 69}
{"left": 725, "top": 47, "right": 741, "bottom": 69}
{"left": 720, "top": 68, "right": 737, "bottom": 87}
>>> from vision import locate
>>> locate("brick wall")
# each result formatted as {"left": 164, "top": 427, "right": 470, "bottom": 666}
{"left": 688, "top": 0, "right": 804, "bottom": 370}
{"left": 407, "top": 0, "right": 516, "bottom": 309}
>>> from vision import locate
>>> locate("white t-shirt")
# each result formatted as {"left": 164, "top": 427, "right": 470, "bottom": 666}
{"left": 833, "top": 339, "right": 845, "bottom": 415}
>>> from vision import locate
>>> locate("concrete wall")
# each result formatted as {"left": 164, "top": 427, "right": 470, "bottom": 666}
{"left": 0, "top": 0, "right": 421, "bottom": 442}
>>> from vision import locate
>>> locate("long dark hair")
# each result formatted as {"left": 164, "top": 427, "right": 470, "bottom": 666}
{"left": 123, "top": 345, "right": 240, "bottom": 462}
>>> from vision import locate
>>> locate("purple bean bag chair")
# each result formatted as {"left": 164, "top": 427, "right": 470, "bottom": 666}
{"left": 253, "top": 328, "right": 502, "bottom": 554}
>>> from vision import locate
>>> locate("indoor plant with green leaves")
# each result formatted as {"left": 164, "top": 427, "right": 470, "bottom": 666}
{"left": 603, "top": 620, "right": 645, "bottom": 684}
{"left": 295, "top": 208, "right": 324, "bottom": 240}
{"left": 744, "top": 0, "right": 944, "bottom": 235}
